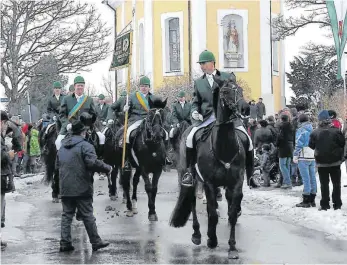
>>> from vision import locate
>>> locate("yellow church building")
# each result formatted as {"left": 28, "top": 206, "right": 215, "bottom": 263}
{"left": 113, "top": 0, "right": 285, "bottom": 114}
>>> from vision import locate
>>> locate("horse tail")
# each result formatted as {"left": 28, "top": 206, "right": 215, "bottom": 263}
{"left": 245, "top": 149, "right": 254, "bottom": 186}
{"left": 169, "top": 184, "right": 195, "bottom": 228}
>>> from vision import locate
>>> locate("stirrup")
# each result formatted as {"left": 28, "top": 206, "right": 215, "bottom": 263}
{"left": 181, "top": 172, "right": 194, "bottom": 187}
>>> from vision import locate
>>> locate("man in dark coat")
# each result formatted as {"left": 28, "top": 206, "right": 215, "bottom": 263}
{"left": 56, "top": 120, "right": 112, "bottom": 252}
{"left": 47, "top": 81, "right": 64, "bottom": 118}
{"left": 107, "top": 90, "right": 126, "bottom": 125}
{"left": 266, "top": 115, "right": 278, "bottom": 140}
{"left": 96, "top": 94, "right": 109, "bottom": 123}
{"left": 254, "top": 120, "right": 273, "bottom": 151}
{"left": 276, "top": 114, "right": 294, "bottom": 189}
{"left": 56, "top": 76, "right": 101, "bottom": 150}
{"left": 309, "top": 110, "right": 345, "bottom": 211}
{"left": 169, "top": 91, "right": 192, "bottom": 138}
{"left": 256, "top": 98, "right": 266, "bottom": 120}
{"left": 249, "top": 100, "right": 257, "bottom": 120}
{"left": 1, "top": 111, "right": 15, "bottom": 250}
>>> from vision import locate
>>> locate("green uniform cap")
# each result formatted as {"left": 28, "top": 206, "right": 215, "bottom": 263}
{"left": 197, "top": 50, "right": 216, "bottom": 63}
{"left": 139, "top": 76, "right": 150, "bottom": 87}
{"left": 53, "top": 81, "right": 62, "bottom": 88}
{"left": 120, "top": 90, "right": 127, "bottom": 96}
{"left": 69, "top": 85, "right": 74, "bottom": 92}
{"left": 178, "top": 91, "right": 186, "bottom": 98}
{"left": 98, "top": 94, "right": 105, "bottom": 100}
{"left": 74, "top": 75, "right": 85, "bottom": 85}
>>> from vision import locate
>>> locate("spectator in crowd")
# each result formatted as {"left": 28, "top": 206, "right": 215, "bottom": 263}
{"left": 276, "top": 114, "right": 294, "bottom": 189}
{"left": 1, "top": 111, "right": 15, "bottom": 250}
{"left": 248, "top": 118, "right": 258, "bottom": 144}
{"left": 254, "top": 120, "right": 273, "bottom": 153}
{"left": 274, "top": 113, "right": 279, "bottom": 122}
{"left": 293, "top": 114, "right": 316, "bottom": 208}
{"left": 256, "top": 98, "right": 266, "bottom": 120}
{"left": 258, "top": 143, "right": 272, "bottom": 187}
{"left": 57, "top": 120, "right": 112, "bottom": 252}
{"left": 290, "top": 107, "right": 303, "bottom": 186}
{"left": 249, "top": 100, "right": 257, "bottom": 120}
{"left": 266, "top": 115, "right": 278, "bottom": 141}
{"left": 328, "top": 110, "right": 342, "bottom": 131}
{"left": 309, "top": 110, "right": 345, "bottom": 211}
{"left": 27, "top": 124, "right": 41, "bottom": 174}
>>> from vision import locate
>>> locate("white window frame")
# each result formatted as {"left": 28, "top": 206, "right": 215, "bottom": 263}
{"left": 138, "top": 18, "right": 145, "bottom": 76}
{"left": 217, "top": 9, "right": 249, "bottom": 72}
{"left": 271, "top": 13, "right": 280, "bottom": 76}
{"left": 161, "top": 11, "right": 184, "bottom": 77}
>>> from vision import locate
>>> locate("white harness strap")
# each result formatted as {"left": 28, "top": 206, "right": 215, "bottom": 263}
{"left": 45, "top": 123, "right": 55, "bottom": 135}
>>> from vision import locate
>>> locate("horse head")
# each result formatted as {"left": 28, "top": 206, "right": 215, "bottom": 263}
{"left": 216, "top": 76, "right": 244, "bottom": 117}
{"left": 145, "top": 96, "right": 167, "bottom": 143}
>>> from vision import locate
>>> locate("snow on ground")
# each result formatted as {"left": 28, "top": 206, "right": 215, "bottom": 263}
{"left": 243, "top": 163, "right": 347, "bottom": 240}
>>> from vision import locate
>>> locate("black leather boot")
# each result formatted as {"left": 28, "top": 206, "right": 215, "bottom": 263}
{"left": 181, "top": 147, "right": 195, "bottom": 186}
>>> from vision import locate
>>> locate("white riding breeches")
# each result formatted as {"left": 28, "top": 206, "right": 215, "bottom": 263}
{"left": 55, "top": 134, "right": 66, "bottom": 150}
{"left": 236, "top": 125, "right": 253, "bottom": 151}
{"left": 186, "top": 114, "right": 216, "bottom": 148}
{"left": 96, "top": 131, "right": 105, "bottom": 145}
{"left": 169, "top": 128, "right": 175, "bottom": 138}
{"left": 126, "top": 120, "right": 143, "bottom": 143}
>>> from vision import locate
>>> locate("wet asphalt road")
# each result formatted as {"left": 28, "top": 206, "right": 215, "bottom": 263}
{"left": 2, "top": 170, "right": 347, "bottom": 264}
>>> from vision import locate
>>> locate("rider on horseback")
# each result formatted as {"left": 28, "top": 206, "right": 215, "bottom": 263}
{"left": 107, "top": 90, "right": 127, "bottom": 126}
{"left": 55, "top": 76, "right": 105, "bottom": 150}
{"left": 47, "top": 81, "right": 64, "bottom": 132}
{"left": 169, "top": 91, "right": 192, "bottom": 139}
{"left": 181, "top": 50, "right": 253, "bottom": 186}
{"left": 121, "top": 76, "right": 172, "bottom": 165}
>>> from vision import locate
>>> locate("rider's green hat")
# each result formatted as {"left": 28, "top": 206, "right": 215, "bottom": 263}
{"left": 178, "top": 91, "right": 185, "bottom": 98}
{"left": 69, "top": 85, "right": 75, "bottom": 92}
{"left": 139, "top": 76, "right": 151, "bottom": 87}
{"left": 197, "top": 50, "right": 216, "bottom": 63}
{"left": 74, "top": 75, "right": 85, "bottom": 85}
{"left": 120, "top": 90, "right": 127, "bottom": 96}
{"left": 98, "top": 94, "right": 105, "bottom": 100}
{"left": 53, "top": 81, "right": 62, "bottom": 89}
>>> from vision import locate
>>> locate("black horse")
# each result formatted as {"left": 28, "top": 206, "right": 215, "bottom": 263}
{"left": 116, "top": 97, "right": 168, "bottom": 221}
{"left": 170, "top": 77, "right": 254, "bottom": 259}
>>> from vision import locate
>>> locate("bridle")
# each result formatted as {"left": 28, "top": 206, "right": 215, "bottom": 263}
{"left": 143, "top": 108, "right": 166, "bottom": 143}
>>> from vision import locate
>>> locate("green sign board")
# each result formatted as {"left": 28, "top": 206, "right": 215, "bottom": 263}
{"left": 110, "top": 31, "right": 132, "bottom": 70}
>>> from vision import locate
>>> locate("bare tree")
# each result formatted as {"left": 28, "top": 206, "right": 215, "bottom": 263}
{"left": 272, "top": 0, "right": 330, "bottom": 41}
{"left": 301, "top": 42, "right": 336, "bottom": 61}
{"left": 101, "top": 74, "right": 114, "bottom": 99}
{"left": 85, "top": 83, "right": 97, "bottom": 97}
{"left": 1, "top": 0, "right": 111, "bottom": 104}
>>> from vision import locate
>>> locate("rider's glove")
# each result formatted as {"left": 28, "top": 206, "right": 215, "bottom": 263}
{"left": 176, "top": 123, "right": 180, "bottom": 128}
{"left": 192, "top": 111, "right": 203, "bottom": 121}
{"left": 123, "top": 104, "right": 130, "bottom": 112}
{"left": 66, "top": 123, "right": 72, "bottom": 131}
{"left": 107, "top": 119, "right": 114, "bottom": 124}
{"left": 53, "top": 116, "right": 57, "bottom": 121}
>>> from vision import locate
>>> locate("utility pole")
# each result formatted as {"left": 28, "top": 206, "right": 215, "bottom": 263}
{"left": 102, "top": 0, "right": 118, "bottom": 100}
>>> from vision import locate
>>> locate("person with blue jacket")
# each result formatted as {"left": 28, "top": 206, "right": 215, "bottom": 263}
{"left": 293, "top": 114, "right": 316, "bottom": 208}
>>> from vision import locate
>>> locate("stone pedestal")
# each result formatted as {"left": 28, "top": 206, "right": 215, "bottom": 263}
{"left": 225, "top": 52, "right": 242, "bottom": 68}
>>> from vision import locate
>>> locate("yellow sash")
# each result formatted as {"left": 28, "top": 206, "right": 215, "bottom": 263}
{"left": 135, "top": 92, "right": 149, "bottom": 112}
{"left": 68, "top": 95, "right": 89, "bottom": 120}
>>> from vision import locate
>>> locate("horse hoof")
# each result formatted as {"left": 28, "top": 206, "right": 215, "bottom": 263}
{"left": 207, "top": 238, "right": 218, "bottom": 249}
{"left": 132, "top": 208, "right": 138, "bottom": 214}
{"left": 52, "top": 198, "right": 59, "bottom": 203}
{"left": 122, "top": 198, "right": 127, "bottom": 204}
{"left": 228, "top": 250, "right": 239, "bottom": 259}
{"left": 110, "top": 196, "right": 117, "bottom": 201}
{"left": 191, "top": 236, "right": 201, "bottom": 245}
{"left": 237, "top": 210, "right": 242, "bottom": 218}
{"left": 126, "top": 210, "right": 134, "bottom": 217}
{"left": 148, "top": 214, "right": 158, "bottom": 222}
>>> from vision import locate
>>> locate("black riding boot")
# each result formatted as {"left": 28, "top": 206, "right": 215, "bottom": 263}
{"left": 181, "top": 147, "right": 195, "bottom": 186}
{"left": 164, "top": 140, "right": 173, "bottom": 166}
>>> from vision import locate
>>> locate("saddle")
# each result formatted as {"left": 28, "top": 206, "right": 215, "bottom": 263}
{"left": 116, "top": 126, "right": 140, "bottom": 148}
{"left": 193, "top": 122, "right": 215, "bottom": 148}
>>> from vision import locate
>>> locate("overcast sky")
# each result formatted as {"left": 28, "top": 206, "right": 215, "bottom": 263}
{"left": 0, "top": 0, "right": 335, "bottom": 110}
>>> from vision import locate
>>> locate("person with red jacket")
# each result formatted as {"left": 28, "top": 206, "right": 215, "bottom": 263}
{"left": 328, "top": 110, "right": 342, "bottom": 130}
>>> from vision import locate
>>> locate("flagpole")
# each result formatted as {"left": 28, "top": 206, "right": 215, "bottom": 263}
{"left": 122, "top": 10, "right": 135, "bottom": 169}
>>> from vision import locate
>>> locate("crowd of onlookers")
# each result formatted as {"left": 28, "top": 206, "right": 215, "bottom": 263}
{"left": 248, "top": 105, "right": 346, "bottom": 211}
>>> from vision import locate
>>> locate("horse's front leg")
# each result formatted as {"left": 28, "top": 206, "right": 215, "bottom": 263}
{"left": 191, "top": 186, "right": 201, "bottom": 245}
{"left": 225, "top": 178, "right": 243, "bottom": 259}
{"left": 142, "top": 170, "right": 156, "bottom": 221}
{"left": 121, "top": 163, "right": 133, "bottom": 217}
{"left": 109, "top": 164, "right": 119, "bottom": 201}
{"left": 204, "top": 183, "right": 218, "bottom": 249}
{"left": 131, "top": 167, "right": 141, "bottom": 214}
